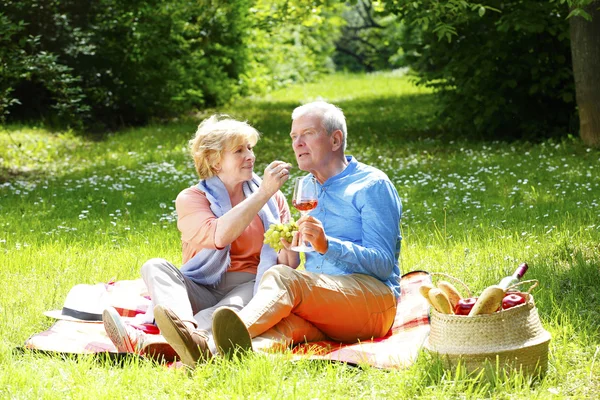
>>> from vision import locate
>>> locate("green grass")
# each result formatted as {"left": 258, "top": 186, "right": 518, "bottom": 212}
{"left": 1, "top": 70, "right": 599, "bottom": 398}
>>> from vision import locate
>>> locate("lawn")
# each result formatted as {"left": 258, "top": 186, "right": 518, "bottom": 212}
{"left": 1, "top": 71, "right": 599, "bottom": 398}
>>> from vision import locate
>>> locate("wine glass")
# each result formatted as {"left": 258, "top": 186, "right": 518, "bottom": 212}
{"left": 290, "top": 176, "right": 319, "bottom": 252}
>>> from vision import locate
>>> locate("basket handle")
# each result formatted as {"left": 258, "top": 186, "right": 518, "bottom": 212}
{"left": 507, "top": 279, "right": 538, "bottom": 294}
{"left": 429, "top": 272, "right": 472, "bottom": 298}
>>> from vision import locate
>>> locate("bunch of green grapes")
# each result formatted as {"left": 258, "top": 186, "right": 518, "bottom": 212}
{"left": 263, "top": 220, "right": 299, "bottom": 251}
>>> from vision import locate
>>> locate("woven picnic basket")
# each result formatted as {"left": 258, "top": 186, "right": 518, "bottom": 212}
{"left": 424, "top": 276, "right": 551, "bottom": 375}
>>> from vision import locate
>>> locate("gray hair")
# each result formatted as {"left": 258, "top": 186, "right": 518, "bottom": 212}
{"left": 291, "top": 101, "right": 347, "bottom": 151}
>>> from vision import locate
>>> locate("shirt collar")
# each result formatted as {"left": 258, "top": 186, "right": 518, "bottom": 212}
{"left": 313, "top": 155, "right": 356, "bottom": 186}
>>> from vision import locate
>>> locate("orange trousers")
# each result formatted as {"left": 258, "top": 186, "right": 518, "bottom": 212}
{"left": 238, "top": 265, "right": 397, "bottom": 350}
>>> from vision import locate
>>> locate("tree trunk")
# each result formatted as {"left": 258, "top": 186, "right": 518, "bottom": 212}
{"left": 570, "top": 1, "right": 600, "bottom": 147}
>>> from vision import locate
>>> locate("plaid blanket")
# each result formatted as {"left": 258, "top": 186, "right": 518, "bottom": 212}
{"left": 24, "top": 271, "right": 431, "bottom": 369}
{"left": 290, "top": 270, "right": 431, "bottom": 369}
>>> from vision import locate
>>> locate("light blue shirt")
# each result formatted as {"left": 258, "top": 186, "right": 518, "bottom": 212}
{"left": 305, "top": 156, "right": 402, "bottom": 298}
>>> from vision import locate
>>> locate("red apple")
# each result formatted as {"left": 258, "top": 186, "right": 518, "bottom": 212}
{"left": 502, "top": 293, "right": 526, "bottom": 310}
{"left": 454, "top": 297, "right": 478, "bottom": 315}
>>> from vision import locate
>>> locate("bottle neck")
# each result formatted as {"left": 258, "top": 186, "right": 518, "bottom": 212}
{"left": 500, "top": 263, "right": 528, "bottom": 291}
{"left": 515, "top": 263, "right": 528, "bottom": 279}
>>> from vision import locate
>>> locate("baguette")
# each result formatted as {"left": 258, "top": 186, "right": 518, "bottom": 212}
{"left": 419, "top": 283, "right": 435, "bottom": 307}
{"left": 429, "top": 288, "right": 453, "bottom": 314}
{"left": 468, "top": 285, "right": 504, "bottom": 316}
{"left": 437, "top": 280, "right": 462, "bottom": 309}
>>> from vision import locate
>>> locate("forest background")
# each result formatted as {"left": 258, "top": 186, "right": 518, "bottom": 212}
{"left": 1, "top": 1, "right": 599, "bottom": 398}
{"left": 1, "top": 0, "right": 599, "bottom": 147}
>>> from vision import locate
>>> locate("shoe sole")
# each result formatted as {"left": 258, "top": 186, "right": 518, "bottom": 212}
{"left": 212, "top": 307, "right": 252, "bottom": 358}
{"left": 153, "top": 305, "right": 201, "bottom": 368}
{"left": 103, "top": 308, "right": 134, "bottom": 353}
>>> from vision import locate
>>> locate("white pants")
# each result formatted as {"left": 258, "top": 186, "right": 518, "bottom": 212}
{"left": 141, "top": 258, "right": 255, "bottom": 352}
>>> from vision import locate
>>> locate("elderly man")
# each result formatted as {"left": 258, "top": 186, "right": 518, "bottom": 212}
{"left": 158, "top": 101, "right": 402, "bottom": 363}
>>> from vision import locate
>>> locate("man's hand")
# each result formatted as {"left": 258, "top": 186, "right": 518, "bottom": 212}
{"left": 297, "top": 215, "right": 328, "bottom": 254}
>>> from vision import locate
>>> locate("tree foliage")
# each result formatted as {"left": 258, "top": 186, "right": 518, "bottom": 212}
{"left": 242, "top": 0, "right": 344, "bottom": 93}
{"left": 0, "top": 9, "right": 89, "bottom": 128}
{"left": 384, "top": 0, "right": 577, "bottom": 139}
{"left": 333, "top": 0, "right": 405, "bottom": 72}
{"left": 1, "top": 0, "right": 342, "bottom": 131}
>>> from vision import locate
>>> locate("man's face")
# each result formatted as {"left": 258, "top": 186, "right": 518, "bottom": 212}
{"left": 290, "top": 114, "right": 334, "bottom": 174}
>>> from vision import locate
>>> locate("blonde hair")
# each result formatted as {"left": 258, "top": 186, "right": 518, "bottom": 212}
{"left": 189, "top": 115, "right": 260, "bottom": 179}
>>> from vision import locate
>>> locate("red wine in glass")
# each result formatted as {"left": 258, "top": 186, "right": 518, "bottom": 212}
{"left": 291, "top": 176, "right": 319, "bottom": 252}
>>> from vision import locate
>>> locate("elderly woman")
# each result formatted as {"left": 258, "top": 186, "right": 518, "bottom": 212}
{"left": 102, "top": 115, "right": 297, "bottom": 365}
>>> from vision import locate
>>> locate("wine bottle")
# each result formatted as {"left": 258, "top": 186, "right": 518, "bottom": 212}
{"left": 498, "top": 262, "right": 528, "bottom": 291}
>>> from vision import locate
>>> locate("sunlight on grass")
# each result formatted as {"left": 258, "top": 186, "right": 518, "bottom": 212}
{"left": 258, "top": 70, "right": 429, "bottom": 103}
{"left": 1, "top": 71, "right": 599, "bottom": 398}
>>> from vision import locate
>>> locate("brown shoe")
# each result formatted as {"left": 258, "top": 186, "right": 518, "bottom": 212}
{"left": 140, "top": 334, "right": 179, "bottom": 363}
{"left": 212, "top": 306, "right": 253, "bottom": 358}
{"left": 153, "top": 305, "right": 211, "bottom": 367}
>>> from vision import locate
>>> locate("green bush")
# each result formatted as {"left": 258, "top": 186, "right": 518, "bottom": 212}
{"left": 391, "top": 1, "right": 576, "bottom": 139}
{"left": 241, "top": 0, "right": 343, "bottom": 95}
{"left": 1, "top": 0, "right": 343, "bottom": 131}
{"left": 1, "top": 0, "right": 254, "bottom": 131}
{"left": 333, "top": 1, "right": 406, "bottom": 72}
{"left": 0, "top": 11, "right": 89, "bottom": 128}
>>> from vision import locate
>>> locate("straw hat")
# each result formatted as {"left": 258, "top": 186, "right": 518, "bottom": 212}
{"left": 44, "top": 283, "right": 111, "bottom": 323}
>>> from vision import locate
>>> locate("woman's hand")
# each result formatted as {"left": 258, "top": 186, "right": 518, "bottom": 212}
{"left": 276, "top": 231, "right": 301, "bottom": 269}
{"left": 279, "top": 230, "right": 299, "bottom": 251}
{"left": 260, "top": 161, "right": 292, "bottom": 197}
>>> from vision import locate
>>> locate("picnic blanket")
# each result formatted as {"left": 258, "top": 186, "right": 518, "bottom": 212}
{"left": 24, "top": 271, "right": 431, "bottom": 369}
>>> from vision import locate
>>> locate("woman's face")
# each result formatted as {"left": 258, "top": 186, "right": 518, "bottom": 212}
{"left": 217, "top": 140, "right": 255, "bottom": 183}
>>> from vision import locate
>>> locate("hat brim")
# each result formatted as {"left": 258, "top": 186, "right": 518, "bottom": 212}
{"left": 43, "top": 310, "right": 103, "bottom": 323}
